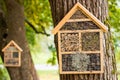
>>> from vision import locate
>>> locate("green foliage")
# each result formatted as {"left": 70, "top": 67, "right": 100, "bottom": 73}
{"left": 24, "top": 1, "right": 56, "bottom": 65}
{"left": 108, "top": 0, "right": 120, "bottom": 51}
{"left": 109, "top": 5, "right": 120, "bottom": 33}
{"left": 24, "top": 0, "right": 54, "bottom": 58}
{"left": 47, "top": 45, "right": 57, "bottom": 65}
{"left": 0, "top": 57, "right": 10, "bottom": 80}
{"left": 108, "top": 0, "right": 120, "bottom": 63}
{"left": 0, "top": 68, "right": 10, "bottom": 80}
{"left": 25, "top": 24, "right": 36, "bottom": 46}
{"left": 24, "top": 0, "right": 52, "bottom": 33}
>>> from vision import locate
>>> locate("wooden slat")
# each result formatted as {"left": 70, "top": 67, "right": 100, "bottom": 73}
{"left": 81, "top": 51, "right": 100, "bottom": 53}
{"left": 60, "top": 71, "right": 103, "bottom": 74}
{"left": 60, "top": 51, "right": 100, "bottom": 54}
{"left": 58, "top": 32, "right": 61, "bottom": 53}
{"left": 60, "top": 52, "right": 78, "bottom": 54}
{"left": 58, "top": 32, "right": 63, "bottom": 73}
{"left": 100, "top": 31, "right": 104, "bottom": 73}
{"left": 80, "top": 30, "right": 101, "bottom": 33}
{"left": 79, "top": 33, "right": 82, "bottom": 52}
{"left": 59, "top": 29, "right": 101, "bottom": 33}
{"left": 19, "top": 52, "right": 21, "bottom": 67}
{"left": 59, "top": 54, "right": 63, "bottom": 74}
{"left": 4, "top": 64, "right": 21, "bottom": 67}
{"left": 67, "top": 19, "right": 91, "bottom": 22}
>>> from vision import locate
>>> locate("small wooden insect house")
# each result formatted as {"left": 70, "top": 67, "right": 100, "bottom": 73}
{"left": 2, "top": 40, "right": 23, "bottom": 67}
{"left": 52, "top": 2, "right": 108, "bottom": 74}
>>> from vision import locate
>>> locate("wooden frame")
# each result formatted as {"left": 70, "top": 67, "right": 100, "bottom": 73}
{"left": 58, "top": 29, "right": 103, "bottom": 74}
{"left": 67, "top": 19, "right": 91, "bottom": 22}
{"left": 4, "top": 51, "right": 21, "bottom": 67}
{"left": 2, "top": 40, "right": 22, "bottom": 67}
{"left": 51, "top": 2, "right": 107, "bottom": 74}
{"left": 52, "top": 2, "right": 108, "bottom": 34}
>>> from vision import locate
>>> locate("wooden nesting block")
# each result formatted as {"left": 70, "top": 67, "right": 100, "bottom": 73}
{"left": 5, "top": 59, "right": 19, "bottom": 65}
{"left": 62, "top": 54, "right": 73, "bottom": 71}
{"left": 77, "top": 22, "right": 99, "bottom": 30}
{"left": 60, "top": 33, "right": 79, "bottom": 52}
{"left": 4, "top": 53, "right": 11, "bottom": 58}
{"left": 87, "top": 54, "right": 100, "bottom": 71}
{"left": 62, "top": 53, "right": 90, "bottom": 72}
{"left": 81, "top": 32, "right": 100, "bottom": 51}
{"left": 61, "top": 22, "right": 99, "bottom": 31}
{"left": 61, "top": 22, "right": 78, "bottom": 30}
{"left": 70, "top": 10, "right": 87, "bottom": 19}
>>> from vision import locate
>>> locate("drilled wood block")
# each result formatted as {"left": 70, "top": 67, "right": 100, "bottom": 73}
{"left": 61, "top": 53, "right": 101, "bottom": 72}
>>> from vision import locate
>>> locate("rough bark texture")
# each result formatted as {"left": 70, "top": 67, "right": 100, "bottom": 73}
{"left": 49, "top": 0, "right": 118, "bottom": 80}
{"left": 0, "top": 0, "right": 38, "bottom": 80}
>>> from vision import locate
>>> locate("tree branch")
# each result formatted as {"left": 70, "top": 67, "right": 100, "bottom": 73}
{"left": 25, "top": 19, "right": 50, "bottom": 36}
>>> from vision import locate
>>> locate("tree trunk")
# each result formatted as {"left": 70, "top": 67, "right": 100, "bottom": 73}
{"left": 0, "top": 0, "right": 38, "bottom": 80}
{"left": 49, "top": 0, "right": 118, "bottom": 80}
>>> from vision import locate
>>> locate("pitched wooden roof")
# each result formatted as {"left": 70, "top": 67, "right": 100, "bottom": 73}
{"left": 52, "top": 2, "right": 108, "bottom": 34}
{"left": 2, "top": 40, "right": 23, "bottom": 52}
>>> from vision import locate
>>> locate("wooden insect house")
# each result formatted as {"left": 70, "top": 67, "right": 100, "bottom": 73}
{"left": 52, "top": 2, "right": 108, "bottom": 74}
{"left": 2, "top": 40, "right": 23, "bottom": 67}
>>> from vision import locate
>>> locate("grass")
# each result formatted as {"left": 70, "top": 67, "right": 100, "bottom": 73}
{"left": 32, "top": 52, "right": 51, "bottom": 64}
{"left": 118, "top": 75, "right": 120, "bottom": 80}
{"left": 37, "top": 70, "right": 59, "bottom": 80}
{"left": 31, "top": 51, "right": 59, "bottom": 80}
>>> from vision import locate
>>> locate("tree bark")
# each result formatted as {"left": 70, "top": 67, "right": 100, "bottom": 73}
{"left": 0, "top": 0, "right": 38, "bottom": 80}
{"left": 49, "top": 0, "right": 118, "bottom": 80}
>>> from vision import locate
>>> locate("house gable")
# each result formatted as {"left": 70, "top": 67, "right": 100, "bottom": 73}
{"left": 2, "top": 40, "right": 23, "bottom": 52}
{"left": 52, "top": 2, "right": 108, "bottom": 35}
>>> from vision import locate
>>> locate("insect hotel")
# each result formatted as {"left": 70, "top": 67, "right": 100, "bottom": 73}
{"left": 52, "top": 2, "right": 108, "bottom": 74}
{"left": 2, "top": 40, "right": 23, "bottom": 67}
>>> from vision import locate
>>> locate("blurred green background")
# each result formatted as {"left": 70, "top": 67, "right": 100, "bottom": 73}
{"left": 0, "top": 0, "right": 120, "bottom": 80}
